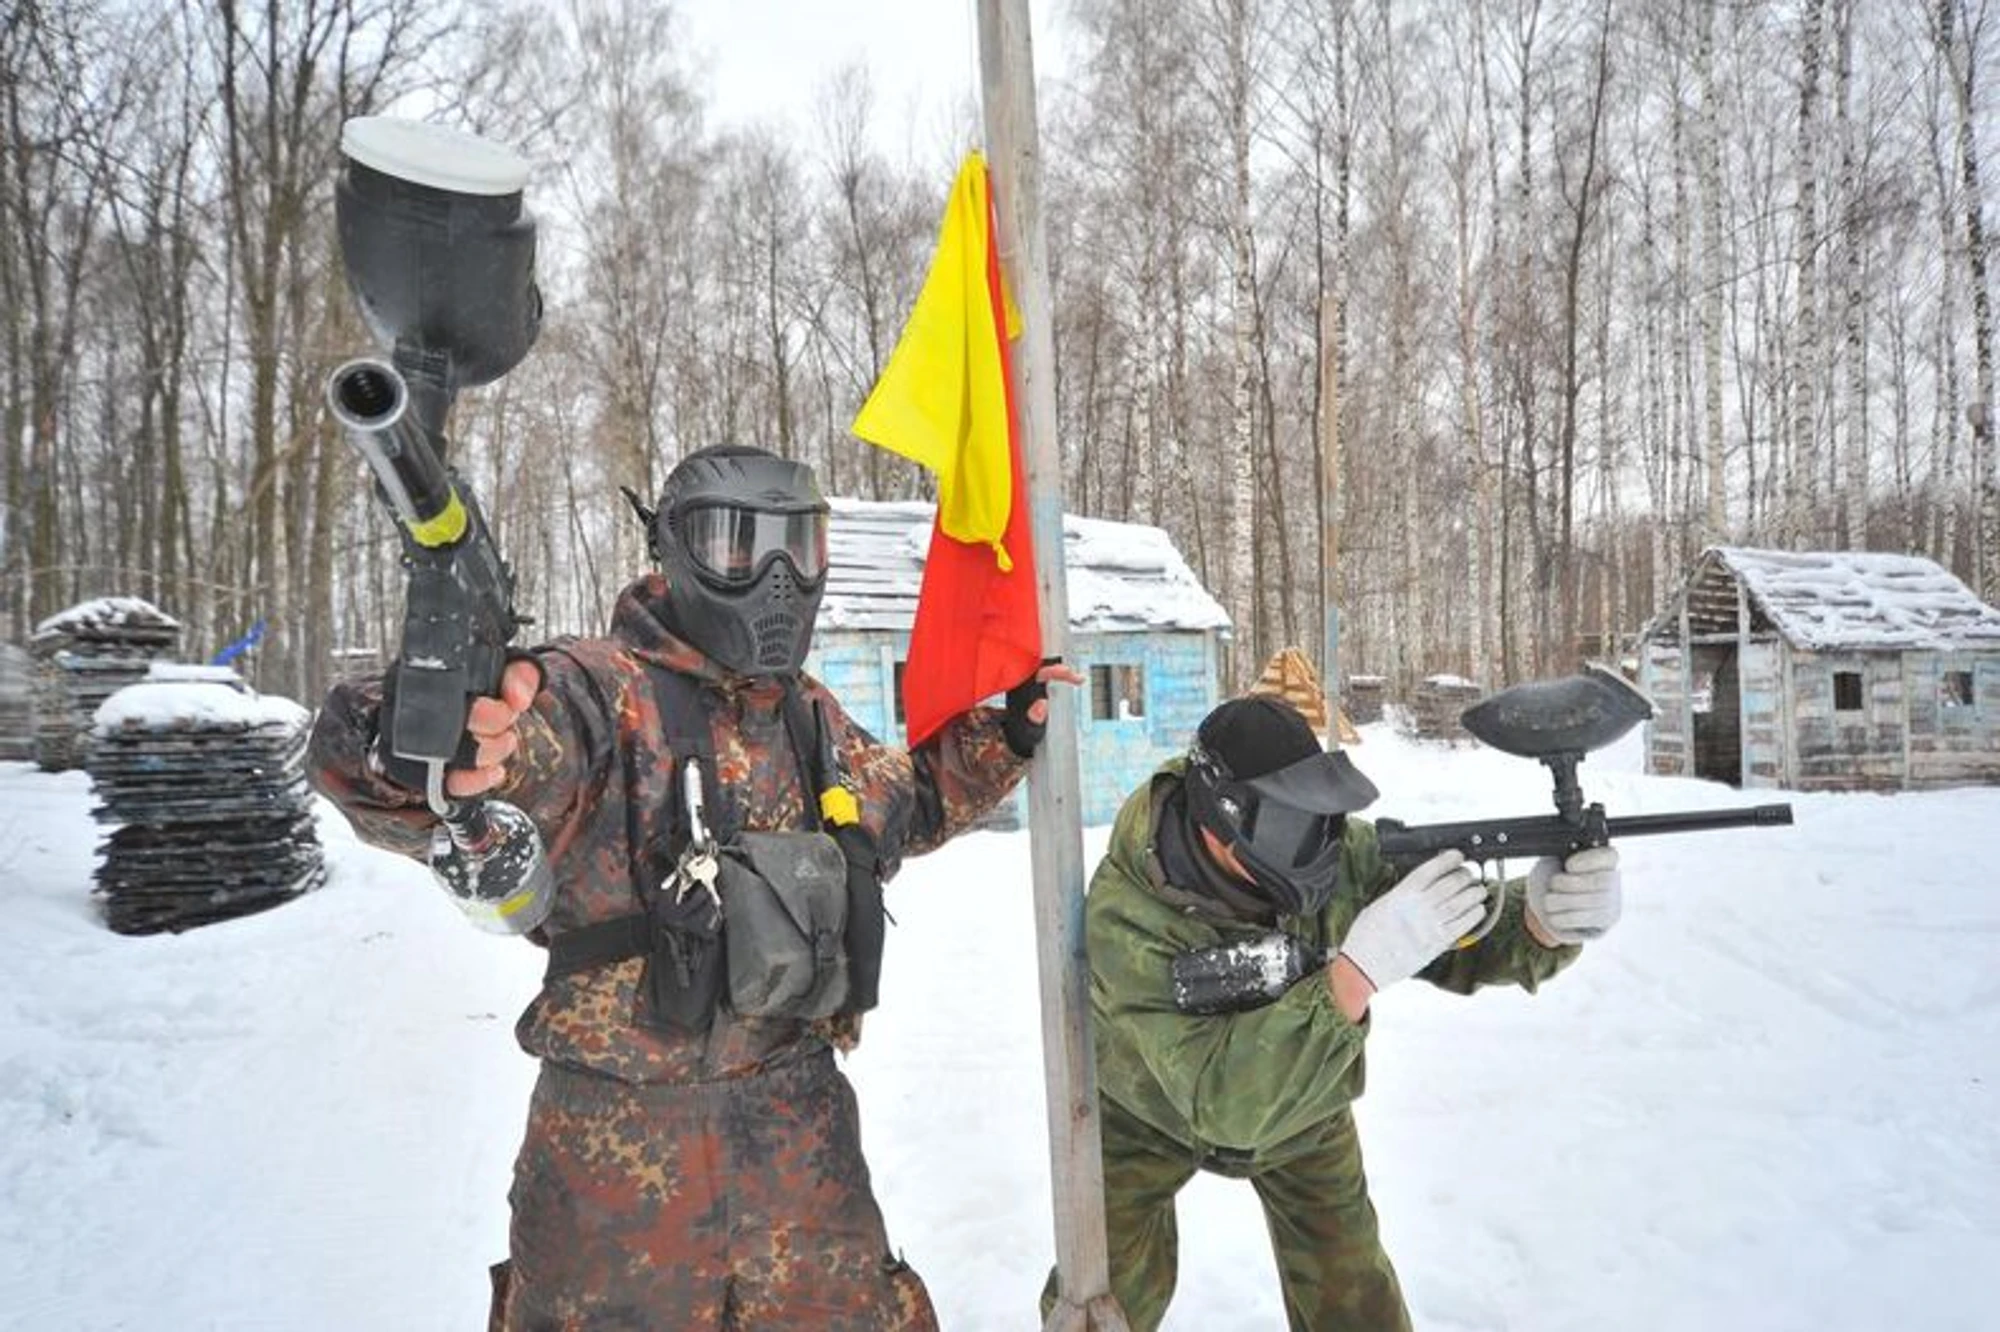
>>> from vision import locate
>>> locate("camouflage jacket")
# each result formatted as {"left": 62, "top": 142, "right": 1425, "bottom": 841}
{"left": 1087, "top": 758, "right": 1580, "bottom": 1166}
{"left": 308, "top": 573, "right": 1030, "bottom": 1084}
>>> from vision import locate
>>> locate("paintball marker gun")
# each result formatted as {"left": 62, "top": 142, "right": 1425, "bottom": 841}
{"left": 325, "top": 116, "right": 552, "bottom": 935}
{"left": 1172, "top": 664, "right": 1794, "bottom": 1014}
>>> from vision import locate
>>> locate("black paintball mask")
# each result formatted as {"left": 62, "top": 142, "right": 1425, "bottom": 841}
{"left": 623, "top": 445, "right": 830, "bottom": 677}
{"left": 1183, "top": 696, "right": 1380, "bottom": 916}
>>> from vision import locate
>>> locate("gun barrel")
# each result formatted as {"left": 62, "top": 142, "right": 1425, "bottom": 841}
{"left": 1377, "top": 799, "right": 1794, "bottom": 867}
{"left": 1604, "top": 804, "right": 1794, "bottom": 837}
{"left": 327, "top": 358, "right": 465, "bottom": 545}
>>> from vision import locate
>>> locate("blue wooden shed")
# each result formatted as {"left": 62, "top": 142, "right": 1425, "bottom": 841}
{"left": 804, "top": 498, "right": 1232, "bottom": 826}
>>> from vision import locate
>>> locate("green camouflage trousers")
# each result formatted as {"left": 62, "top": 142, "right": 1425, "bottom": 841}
{"left": 1048, "top": 1095, "right": 1411, "bottom": 1332}
{"left": 496, "top": 1048, "right": 936, "bottom": 1331}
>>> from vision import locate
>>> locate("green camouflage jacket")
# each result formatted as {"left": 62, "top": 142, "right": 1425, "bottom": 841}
{"left": 1088, "top": 758, "right": 1580, "bottom": 1166}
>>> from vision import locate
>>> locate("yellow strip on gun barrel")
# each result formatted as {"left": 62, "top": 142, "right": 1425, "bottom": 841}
{"left": 405, "top": 492, "right": 469, "bottom": 548}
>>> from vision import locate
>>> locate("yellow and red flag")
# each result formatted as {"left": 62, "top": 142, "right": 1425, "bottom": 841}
{"left": 853, "top": 151, "right": 1042, "bottom": 746}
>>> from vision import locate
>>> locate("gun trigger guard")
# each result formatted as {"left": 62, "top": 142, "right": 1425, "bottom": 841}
{"left": 1453, "top": 867, "right": 1509, "bottom": 950}
{"left": 424, "top": 759, "right": 451, "bottom": 819}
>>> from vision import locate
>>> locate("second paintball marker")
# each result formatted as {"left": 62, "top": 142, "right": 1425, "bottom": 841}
{"left": 1171, "top": 665, "right": 1794, "bottom": 1014}
{"left": 326, "top": 116, "right": 552, "bottom": 935}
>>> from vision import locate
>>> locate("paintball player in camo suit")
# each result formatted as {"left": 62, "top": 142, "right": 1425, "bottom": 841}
{"left": 309, "top": 444, "right": 1078, "bottom": 1330}
{"left": 1050, "top": 694, "right": 1622, "bottom": 1331}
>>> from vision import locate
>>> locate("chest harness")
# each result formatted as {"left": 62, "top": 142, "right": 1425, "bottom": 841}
{"left": 540, "top": 659, "right": 887, "bottom": 1032}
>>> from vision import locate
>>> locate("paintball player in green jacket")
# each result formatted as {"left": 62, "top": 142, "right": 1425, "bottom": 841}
{"left": 1061, "top": 694, "right": 1622, "bottom": 1331}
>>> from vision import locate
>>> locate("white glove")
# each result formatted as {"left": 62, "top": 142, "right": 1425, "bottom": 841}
{"left": 1525, "top": 846, "right": 1622, "bottom": 944}
{"left": 1339, "top": 850, "right": 1487, "bottom": 992}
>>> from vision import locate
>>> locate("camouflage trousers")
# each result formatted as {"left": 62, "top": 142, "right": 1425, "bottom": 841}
{"left": 495, "top": 1046, "right": 937, "bottom": 1331}
{"left": 1048, "top": 1095, "right": 1410, "bottom": 1332}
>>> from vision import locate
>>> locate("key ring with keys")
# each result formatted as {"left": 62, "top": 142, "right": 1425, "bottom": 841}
{"left": 674, "top": 759, "right": 722, "bottom": 916}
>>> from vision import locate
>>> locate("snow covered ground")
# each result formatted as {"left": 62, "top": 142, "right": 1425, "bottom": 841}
{"left": 3, "top": 722, "right": 1997, "bottom": 1330}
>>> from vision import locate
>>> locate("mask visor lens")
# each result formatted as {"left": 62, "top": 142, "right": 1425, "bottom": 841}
{"left": 1242, "top": 800, "right": 1335, "bottom": 871}
{"left": 682, "top": 504, "right": 828, "bottom": 584}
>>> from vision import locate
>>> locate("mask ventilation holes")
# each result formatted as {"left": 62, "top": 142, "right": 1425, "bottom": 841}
{"left": 754, "top": 613, "right": 802, "bottom": 669}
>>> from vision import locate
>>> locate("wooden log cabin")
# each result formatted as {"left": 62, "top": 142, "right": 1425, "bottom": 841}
{"left": 1639, "top": 547, "right": 2000, "bottom": 791}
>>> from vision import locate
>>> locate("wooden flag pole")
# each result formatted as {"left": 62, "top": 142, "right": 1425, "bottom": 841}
{"left": 976, "top": 3, "right": 1131, "bottom": 1330}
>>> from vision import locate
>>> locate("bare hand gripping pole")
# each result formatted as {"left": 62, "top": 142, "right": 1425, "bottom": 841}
{"left": 1172, "top": 665, "right": 1795, "bottom": 1015}
{"left": 326, "top": 116, "right": 553, "bottom": 935}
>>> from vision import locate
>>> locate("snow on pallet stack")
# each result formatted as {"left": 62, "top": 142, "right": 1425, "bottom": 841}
{"left": 30, "top": 597, "right": 182, "bottom": 773}
{"left": 86, "top": 664, "right": 325, "bottom": 935}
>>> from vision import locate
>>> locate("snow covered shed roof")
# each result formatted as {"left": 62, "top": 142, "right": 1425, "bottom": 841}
{"left": 818, "top": 498, "right": 1231, "bottom": 635}
{"left": 1647, "top": 546, "right": 2000, "bottom": 651}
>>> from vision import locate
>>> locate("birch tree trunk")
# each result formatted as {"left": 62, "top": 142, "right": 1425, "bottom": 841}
{"left": 1640, "top": 173, "right": 1673, "bottom": 625}
{"left": 1697, "top": 0, "right": 1729, "bottom": 543}
{"left": 1300, "top": 0, "right": 1352, "bottom": 697}
{"left": 1475, "top": 0, "right": 1508, "bottom": 680}
{"left": 1553, "top": 1, "right": 1612, "bottom": 671}
{"left": 1835, "top": 0, "right": 1869, "bottom": 549}
{"left": 1505, "top": 0, "right": 1544, "bottom": 679}
{"left": 1789, "top": 0, "right": 1826, "bottom": 545}
{"left": 1926, "top": 0, "right": 1966, "bottom": 569}
{"left": 1669, "top": 42, "right": 1693, "bottom": 570}
{"left": 1216, "top": 0, "right": 1261, "bottom": 688}
{"left": 1596, "top": 210, "right": 1623, "bottom": 659}
{"left": 1448, "top": 11, "right": 1490, "bottom": 683}
{"left": 1943, "top": 0, "right": 1998, "bottom": 598}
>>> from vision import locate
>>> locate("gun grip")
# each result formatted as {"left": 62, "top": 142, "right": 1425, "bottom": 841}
{"left": 388, "top": 662, "right": 477, "bottom": 765}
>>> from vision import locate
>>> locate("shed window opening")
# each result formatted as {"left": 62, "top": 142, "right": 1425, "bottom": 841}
{"left": 1941, "top": 670, "right": 1974, "bottom": 709}
{"left": 1089, "top": 664, "right": 1146, "bottom": 722}
{"left": 892, "top": 661, "right": 907, "bottom": 725}
{"left": 1833, "top": 671, "right": 1864, "bottom": 712}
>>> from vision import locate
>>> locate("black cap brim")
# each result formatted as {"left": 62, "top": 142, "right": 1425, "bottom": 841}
{"left": 1240, "top": 750, "right": 1379, "bottom": 816}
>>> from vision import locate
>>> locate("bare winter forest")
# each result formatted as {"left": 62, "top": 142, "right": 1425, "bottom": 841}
{"left": 4, "top": 0, "right": 1996, "bottom": 702}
